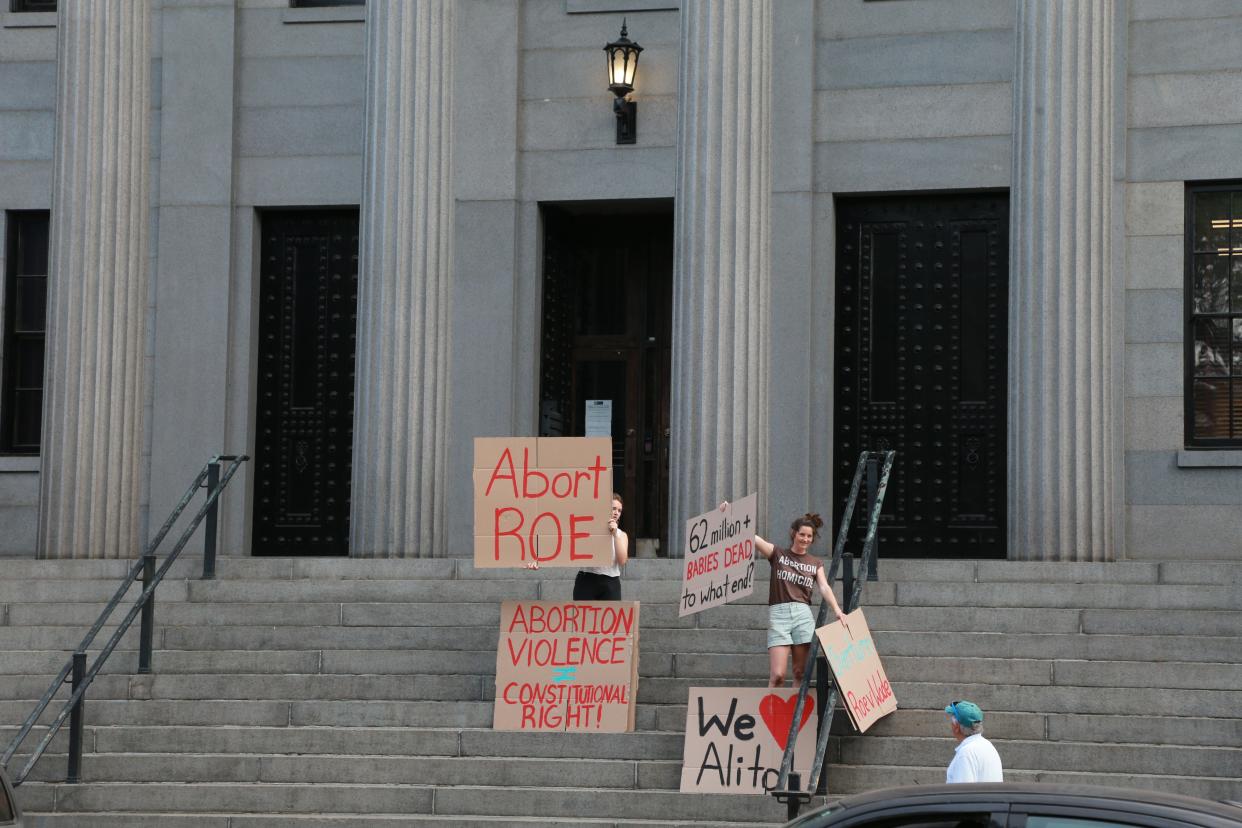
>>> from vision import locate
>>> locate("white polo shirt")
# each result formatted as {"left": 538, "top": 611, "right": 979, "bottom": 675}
{"left": 946, "top": 733, "right": 1003, "bottom": 783}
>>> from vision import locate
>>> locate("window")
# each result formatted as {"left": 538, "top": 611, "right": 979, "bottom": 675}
{"left": 2, "top": 211, "right": 49, "bottom": 453}
{"left": 290, "top": 0, "right": 364, "bottom": 7}
{"left": 1025, "top": 818, "right": 1142, "bottom": 828}
{"left": 1185, "top": 184, "right": 1242, "bottom": 446}
{"left": 11, "top": 0, "right": 56, "bottom": 12}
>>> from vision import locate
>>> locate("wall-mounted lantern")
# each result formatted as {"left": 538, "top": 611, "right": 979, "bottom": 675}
{"left": 604, "top": 20, "right": 642, "bottom": 145}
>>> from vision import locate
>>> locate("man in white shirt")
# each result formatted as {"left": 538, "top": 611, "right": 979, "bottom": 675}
{"left": 944, "top": 700, "right": 1003, "bottom": 783}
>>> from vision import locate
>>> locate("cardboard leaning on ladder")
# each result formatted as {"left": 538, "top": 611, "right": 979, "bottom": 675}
{"left": 814, "top": 607, "right": 897, "bottom": 732}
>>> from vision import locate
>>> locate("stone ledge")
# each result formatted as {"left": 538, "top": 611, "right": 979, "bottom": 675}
{"left": 1177, "top": 449, "right": 1242, "bottom": 468}
{"left": 281, "top": 6, "right": 363, "bottom": 25}
{"left": 1, "top": 11, "right": 56, "bottom": 29}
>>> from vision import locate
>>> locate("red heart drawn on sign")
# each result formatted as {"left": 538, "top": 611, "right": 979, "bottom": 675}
{"left": 759, "top": 693, "right": 815, "bottom": 751}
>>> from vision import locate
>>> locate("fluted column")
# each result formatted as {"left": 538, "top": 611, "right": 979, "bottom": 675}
{"left": 669, "top": 1, "right": 772, "bottom": 553}
{"left": 1009, "top": 0, "right": 1116, "bottom": 561}
{"left": 351, "top": 1, "right": 453, "bottom": 557}
{"left": 39, "top": 1, "right": 151, "bottom": 559}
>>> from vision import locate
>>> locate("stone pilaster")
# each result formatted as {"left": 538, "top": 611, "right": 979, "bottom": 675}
{"left": 351, "top": 1, "right": 454, "bottom": 557}
{"left": 669, "top": 1, "right": 772, "bottom": 552}
{"left": 1009, "top": 0, "right": 1116, "bottom": 561}
{"left": 39, "top": 0, "right": 151, "bottom": 559}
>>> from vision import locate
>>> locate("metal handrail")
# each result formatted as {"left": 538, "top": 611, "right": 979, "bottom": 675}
{"left": 771, "top": 449, "right": 896, "bottom": 816}
{"left": 1, "top": 454, "right": 249, "bottom": 786}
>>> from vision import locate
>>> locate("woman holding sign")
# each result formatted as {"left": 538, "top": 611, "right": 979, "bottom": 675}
{"left": 723, "top": 505, "right": 847, "bottom": 687}
{"left": 527, "top": 493, "right": 629, "bottom": 600}
{"left": 572, "top": 493, "right": 630, "bottom": 600}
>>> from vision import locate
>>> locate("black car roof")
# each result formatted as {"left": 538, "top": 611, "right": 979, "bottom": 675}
{"left": 827, "top": 783, "right": 1242, "bottom": 822}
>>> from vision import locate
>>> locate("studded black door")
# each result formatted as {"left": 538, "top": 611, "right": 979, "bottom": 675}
{"left": 834, "top": 194, "right": 1008, "bottom": 558}
{"left": 252, "top": 210, "right": 358, "bottom": 556}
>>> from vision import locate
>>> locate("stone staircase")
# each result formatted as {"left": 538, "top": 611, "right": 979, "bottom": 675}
{"left": 1, "top": 556, "right": 1240, "bottom": 825}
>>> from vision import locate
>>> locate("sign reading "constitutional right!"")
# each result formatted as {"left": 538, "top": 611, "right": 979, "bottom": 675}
{"left": 814, "top": 608, "right": 896, "bottom": 732}
{"left": 679, "top": 493, "right": 758, "bottom": 617}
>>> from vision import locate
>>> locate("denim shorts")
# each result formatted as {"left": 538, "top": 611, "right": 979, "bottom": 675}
{"left": 767, "top": 602, "right": 815, "bottom": 648}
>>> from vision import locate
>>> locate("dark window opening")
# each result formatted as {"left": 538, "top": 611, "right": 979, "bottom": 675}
{"left": 2, "top": 211, "right": 49, "bottom": 454}
{"left": 290, "top": 0, "right": 364, "bottom": 7}
{"left": 1185, "top": 183, "right": 1242, "bottom": 446}
{"left": 11, "top": 0, "right": 56, "bottom": 12}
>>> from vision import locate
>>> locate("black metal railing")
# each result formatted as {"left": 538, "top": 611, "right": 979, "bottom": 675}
{"left": 770, "top": 449, "right": 895, "bottom": 819}
{"left": 0, "top": 454, "right": 248, "bottom": 786}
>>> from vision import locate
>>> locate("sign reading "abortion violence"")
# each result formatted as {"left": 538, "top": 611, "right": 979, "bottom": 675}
{"left": 494, "top": 600, "right": 640, "bottom": 732}
{"left": 473, "top": 437, "right": 612, "bottom": 568}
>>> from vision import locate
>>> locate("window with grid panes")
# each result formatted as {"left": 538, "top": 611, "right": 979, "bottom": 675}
{"left": 1, "top": 212, "right": 48, "bottom": 453}
{"left": 1186, "top": 184, "right": 1242, "bottom": 446}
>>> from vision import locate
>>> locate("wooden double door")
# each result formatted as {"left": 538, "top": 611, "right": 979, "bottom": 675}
{"left": 834, "top": 193, "right": 1009, "bottom": 558}
{"left": 539, "top": 205, "right": 673, "bottom": 552}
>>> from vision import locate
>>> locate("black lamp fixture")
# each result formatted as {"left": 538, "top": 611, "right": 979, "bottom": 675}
{"left": 604, "top": 20, "right": 642, "bottom": 145}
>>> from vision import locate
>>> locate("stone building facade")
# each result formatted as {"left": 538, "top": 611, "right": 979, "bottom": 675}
{"left": 0, "top": 0, "right": 1239, "bottom": 563}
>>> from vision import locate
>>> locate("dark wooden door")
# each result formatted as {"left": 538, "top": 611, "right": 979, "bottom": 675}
{"left": 834, "top": 193, "right": 1008, "bottom": 558}
{"left": 252, "top": 210, "right": 358, "bottom": 556}
{"left": 540, "top": 207, "right": 673, "bottom": 551}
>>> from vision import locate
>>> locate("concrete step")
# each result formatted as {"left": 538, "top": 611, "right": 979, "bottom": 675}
{"left": 87, "top": 726, "right": 683, "bottom": 760}
{"left": 21, "top": 815, "right": 768, "bottom": 828}
{"left": 835, "top": 735, "right": 1241, "bottom": 778}
{"left": 634, "top": 677, "right": 1242, "bottom": 717}
{"left": 4, "top": 557, "right": 1238, "bottom": 587}
{"left": 871, "top": 630, "right": 1242, "bottom": 663}
{"left": 1, "top": 700, "right": 294, "bottom": 729}
{"left": 894, "top": 581, "right": 1242, "bottom": 610}
{"left": 15, "top": 782, "right": 789, "bottom": 823}
{"left": 821, "top": 764, "right": 1242, "bottom": 801}
{"left": 0, "top": 649, "right": 321, "bottom": 675}
{"left": 4, "top": 601, "right": 348, "bottom": 627}
{"left": 28, "top": 733, "right": 1238, "bottom": 787}
{"left": 0, "top": 672, "right": 484, "bottom": 704}
{"left": 24, "top": 752, "right": 685, "bottom": 788}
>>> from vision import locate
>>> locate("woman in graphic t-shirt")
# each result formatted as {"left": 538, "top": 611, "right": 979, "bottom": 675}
{"left": 725, "top": 507, "right": 847, "bottom": 687}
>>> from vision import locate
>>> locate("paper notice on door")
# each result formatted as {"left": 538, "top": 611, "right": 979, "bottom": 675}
{"left": 585, "top": 400, "right": 612, "bottom": 437}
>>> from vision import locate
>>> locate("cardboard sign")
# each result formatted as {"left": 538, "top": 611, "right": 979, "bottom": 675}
{"left": 494, "top": 600, "right": 640, "bottom": 732}
{"left": 815, "top": 608, "right": 896, "bottom": 732}
{"left": 679, "top": 493, "right": 758, "bottom": 617}
{"left": 473, "top": 437, "right": 613, "bottom": 568}
{"left": 680, "top": 687, "right": 818, "bottom": 794}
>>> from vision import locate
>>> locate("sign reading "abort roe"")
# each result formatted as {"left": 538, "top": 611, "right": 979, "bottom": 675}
{"left": 474, "top": 437, "right": 613, "bottom": 568}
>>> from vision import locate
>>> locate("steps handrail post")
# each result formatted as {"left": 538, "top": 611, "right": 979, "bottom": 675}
{"left": 786, "top": 772, "right": 803, "bottom": 821}
{"left": 842, "top": 552, "right": 855, "bottom": 613}
{"left": 1, "top": 463, "right": 212, "bottom": 769}
{"left": 202, "top": 459, "right": 221, "bottom": 579}
{"left": 852, "top": 451, "right": 895, "bottom": 611}
{"left": 866, "top": 455, "right": 880, "bottom": 580}
{"left": 66, "top": 652, "right": 86, "bottom": 784}
{"left": 10, "top": 454, "right": 249, "bottom": 786}
{"left": 138, "top": 554, "right": 156, "bottom": 674}
{"left": 814, "top": 653, "right": 830, "bottom": 795}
